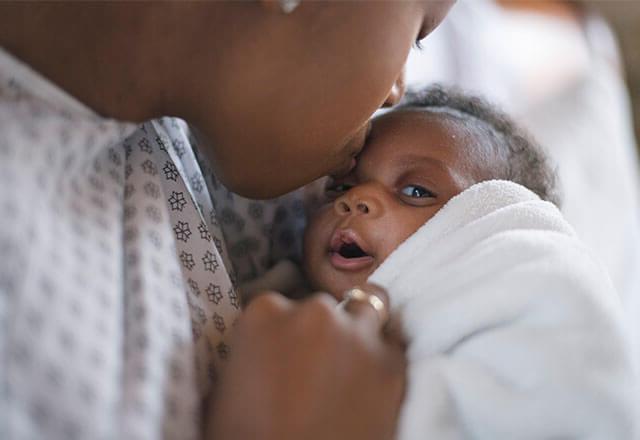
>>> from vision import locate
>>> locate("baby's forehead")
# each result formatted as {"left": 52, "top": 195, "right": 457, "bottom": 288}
{"left": 369, "top": 107, "right": 502, "bottom": 177}
{"left": 372, "top": 107, "right": 486, "bottom": 150}
{"left": 380, "top": 106, "right": 475, "bottom": 130}
{"left": 403, "top": 105, "right": 470, "bottom": 121}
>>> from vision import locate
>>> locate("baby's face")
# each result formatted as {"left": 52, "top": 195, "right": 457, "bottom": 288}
{"left": 304, "top": 109, "right": 483, "bottom": 299}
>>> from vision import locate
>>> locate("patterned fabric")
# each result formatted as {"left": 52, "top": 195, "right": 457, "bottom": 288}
{"left": 0, "top": 48, "right": 307, "bottom": 440}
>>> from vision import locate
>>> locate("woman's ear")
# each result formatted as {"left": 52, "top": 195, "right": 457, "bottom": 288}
{"left": 259, "top": 0, "right": 300, "bottom": 14}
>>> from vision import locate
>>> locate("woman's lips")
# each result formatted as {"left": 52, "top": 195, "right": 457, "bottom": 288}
{"left": 345, "top": 156, "right": 357, "bottom": 174}
{"left": 332, "top": 121, "right": 371, "bottom": 177}
{"left": 333, "top": 155, "right": 357, "bottom": 178}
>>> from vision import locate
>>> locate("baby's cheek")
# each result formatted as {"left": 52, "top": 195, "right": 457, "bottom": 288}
{"left": 302, "top": 215, "right": 330, "bottom": 287}
{"left": 303, "top": 213, "right": 324, "bottom": 257}
{"left": 375, "top": 219, "right": 416, "bottom": 262}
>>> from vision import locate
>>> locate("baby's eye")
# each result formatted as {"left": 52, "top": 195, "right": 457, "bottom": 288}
{"left": 400, "top": 185, "right": 435, "bottom": 199}
{"left": 327, "top": 183, "right": 353, "bottom": 193}
{"left": 324, "top": 182, "right": 354, "bottom": 199}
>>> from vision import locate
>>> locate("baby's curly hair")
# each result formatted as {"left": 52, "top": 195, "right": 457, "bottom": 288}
{"left": 398, "top": 85, "right": 560, "bottom": 206}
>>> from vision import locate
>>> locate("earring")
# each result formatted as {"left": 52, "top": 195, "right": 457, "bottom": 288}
{"left": 279, "top": 0, "right": 300, "bottom": 14}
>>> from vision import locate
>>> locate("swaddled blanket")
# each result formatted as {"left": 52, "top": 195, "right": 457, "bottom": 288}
{"left": 368, "top": 180, "right": 637, "bottom": 439}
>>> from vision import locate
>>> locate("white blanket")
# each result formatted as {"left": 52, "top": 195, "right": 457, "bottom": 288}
{"left": 368, "top": 180, "right": 637, "bottom": 440}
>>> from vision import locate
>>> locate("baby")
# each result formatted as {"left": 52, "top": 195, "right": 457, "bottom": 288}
{"left": 303, "top": 86, "right": 558, "bottom": 299}
{"left": 242, "top": 86, "right": 636, "bottom": 439}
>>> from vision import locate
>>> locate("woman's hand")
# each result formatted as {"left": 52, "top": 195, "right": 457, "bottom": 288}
{"left": 206, "top": 284, "right": 406, "bottom": 440}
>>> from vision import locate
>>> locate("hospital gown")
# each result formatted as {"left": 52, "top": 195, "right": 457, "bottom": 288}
{"left": 0, "top": 48, "right": 306, "bottom": 440}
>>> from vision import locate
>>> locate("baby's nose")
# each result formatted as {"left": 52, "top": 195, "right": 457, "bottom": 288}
{"left": 335, "top": 198, "right": 370, "bottom": 215}
{"left": 333, "top": 185, "right": 382, "bottom": 217}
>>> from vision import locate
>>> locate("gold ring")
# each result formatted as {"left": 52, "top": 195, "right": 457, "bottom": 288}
{"left": 338, "top": 287, "right": 389, "bottom": 326}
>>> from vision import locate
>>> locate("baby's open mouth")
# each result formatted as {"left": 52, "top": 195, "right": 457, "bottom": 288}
{"left": 337, "top": 241, "right": 368, "bottom": 259}
{"left": 329, "top": 229, "right": 374, "bottom": 271}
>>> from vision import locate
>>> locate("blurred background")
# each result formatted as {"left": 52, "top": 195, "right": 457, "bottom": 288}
{"left": 588, "top": 0, "right": 640, "bottom": 146}
{"left": 403, "top": 0, "right": 640, "bottom": 360}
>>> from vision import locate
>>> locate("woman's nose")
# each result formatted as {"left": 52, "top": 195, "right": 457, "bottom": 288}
{"left": 382, "top": 67, "right": 406, "bottom": 108}
{"left": 334, "top": 186, "right": 381, "bottom": 217}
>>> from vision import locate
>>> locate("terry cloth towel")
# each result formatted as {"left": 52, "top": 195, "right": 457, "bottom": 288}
{"left": 368, "top": 180, "right": 637, "bottom": 440}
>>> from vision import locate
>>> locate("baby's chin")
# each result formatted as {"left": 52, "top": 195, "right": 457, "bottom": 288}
{"left": 312, "top": 272, "right": 374, "bottom": 302}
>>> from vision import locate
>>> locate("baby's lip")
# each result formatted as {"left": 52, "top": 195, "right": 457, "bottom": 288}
{"left": 328, "top": 228, "right": 374, "bottom": 272}
{"left": 329, "top": 228, "right": 371, "bottom": 256}
{"left": 329, "top": 251, "right": 374, "bottom": 272}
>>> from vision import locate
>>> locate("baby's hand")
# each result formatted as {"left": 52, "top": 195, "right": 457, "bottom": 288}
{"left": 239, "top": 259, "right": 308, "bottom": 305}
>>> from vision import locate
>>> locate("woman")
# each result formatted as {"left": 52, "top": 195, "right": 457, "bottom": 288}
{"left": 0, "top": 2, "right": 454, "bottom": 440}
